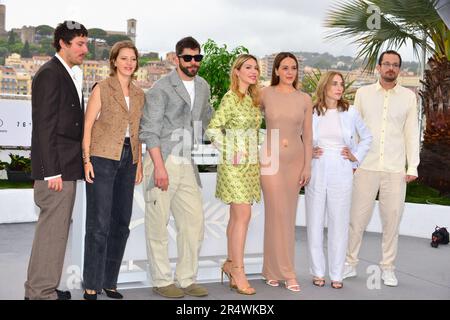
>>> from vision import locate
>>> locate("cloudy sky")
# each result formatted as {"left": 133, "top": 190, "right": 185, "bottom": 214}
{"left": 2, "top": 0, "right": 418, "bottom": 61}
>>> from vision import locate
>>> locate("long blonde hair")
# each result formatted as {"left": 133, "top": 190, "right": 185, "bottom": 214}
{"left": 230, "top": 54, "right": 260, "bottom": 107}
{"left": 314, "top": 71, "right": 349, "bottom": 116}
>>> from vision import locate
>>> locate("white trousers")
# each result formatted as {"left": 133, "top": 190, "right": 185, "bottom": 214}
{"left": 305, "top": 149, "right": 353, "bottom": 282}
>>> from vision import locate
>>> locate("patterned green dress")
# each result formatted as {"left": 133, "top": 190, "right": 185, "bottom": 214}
{"left": 207, "top": 91, "right": 262, "bottom": 204}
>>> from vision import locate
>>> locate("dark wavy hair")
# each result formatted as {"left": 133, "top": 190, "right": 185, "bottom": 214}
{"left": 271, "top": 52, "right": 299, "bottom": 89}
{"left": 53, "top": 21, "right": 88, "bottom": 52}
{"left": 175, "top": 36, "right": 201, "bottom": 56}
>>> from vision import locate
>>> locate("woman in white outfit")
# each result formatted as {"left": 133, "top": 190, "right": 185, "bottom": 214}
{"left": 305, "top": 71, "right": 372, "bottom": 289}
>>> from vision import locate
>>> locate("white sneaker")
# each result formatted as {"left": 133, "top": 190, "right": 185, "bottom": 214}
{"left": 343, "top": 264, "right": 357, "bottom": 279}
{"left": 382, "top": 270, "right": 398, "bottom": 287}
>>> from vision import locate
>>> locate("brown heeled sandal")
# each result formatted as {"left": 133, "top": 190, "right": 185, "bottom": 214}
{"left": 221, "top": 259, "right": 237, "bottom": 289}
{"left": 331, "top": 281, "right": 343, "bottom": 289}
{"left": 313, "top": 277, "right": 326, "bottom": 287}
{"left": 230, "top": 266, "right": 256, "bottom": 295}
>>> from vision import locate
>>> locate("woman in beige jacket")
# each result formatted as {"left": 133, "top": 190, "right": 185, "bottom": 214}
{"left": 82, "top": 41, "right": 145, "bottom": 300}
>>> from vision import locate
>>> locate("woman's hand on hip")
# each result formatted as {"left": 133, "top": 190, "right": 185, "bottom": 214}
{"left": 313, "top": 147, "right": 323, "bottom": 159}
{"left": 342, "top": 147, "right": 357, "bottom": 162}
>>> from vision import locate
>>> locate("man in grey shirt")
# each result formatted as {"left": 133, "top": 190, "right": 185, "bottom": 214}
{"left": 139, "top": 36, "right": 213, "bottom": 298}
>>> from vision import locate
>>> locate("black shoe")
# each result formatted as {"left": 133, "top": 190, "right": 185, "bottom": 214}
{"left": 25, "top": 290, "right": 71, "bottom": 300}
{"left": 103, "top": 288, "right": 123, "bottom": 299}
{"left": 56, "top": 289, "right": 71, "bottom": 300}
{"left": 83, "top": 290, "right": 97, "bottom": 301}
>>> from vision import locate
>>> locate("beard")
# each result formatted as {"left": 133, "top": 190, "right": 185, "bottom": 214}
{"left": 381, "top": 72, "right": 398, "bottom": 83}
{"left": 179, "top": 64, "right": 199, "bottom": 78}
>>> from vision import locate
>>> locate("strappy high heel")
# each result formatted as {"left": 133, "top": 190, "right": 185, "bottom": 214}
{"left": 229, "top": 266, "right": 256, "bottom": 295}
{"left": 221, "top": 259, "right": 237, "bottom": 289}
{"left": 284, "top": 279, "right": 301, "bottom": 292}
{"left": 312, "top": 277, "right": 326, "bottom": 287}
{"left": 265, "top": 279, "right": 280, "bottom": 287}
{"left": 331, "top": 281, "right": 343, "bottom": 289}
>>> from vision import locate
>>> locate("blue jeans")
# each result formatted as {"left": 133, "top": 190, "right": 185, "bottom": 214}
{"left": 83, "top": 139, "right": 137, "bottom": 291}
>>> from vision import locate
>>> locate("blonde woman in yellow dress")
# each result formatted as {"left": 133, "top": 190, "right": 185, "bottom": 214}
{"left": 207, "top": 54, "right": 262, "bottom": 295}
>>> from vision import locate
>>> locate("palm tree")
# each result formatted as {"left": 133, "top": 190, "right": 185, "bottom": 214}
{"left": 325, "top": 0, "right": 450, "bottom": 195}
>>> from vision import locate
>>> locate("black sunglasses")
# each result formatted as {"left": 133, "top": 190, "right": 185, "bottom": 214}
{"left": 178, "top": 54, "right": 204, "bottom": 62}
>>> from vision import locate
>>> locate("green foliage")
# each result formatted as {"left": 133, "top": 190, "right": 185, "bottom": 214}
{"left": 0, "top": 45, "right": 8, "bottom": 58}
{"left": 105, "top": 35, "right": 132, "bottom": 46}
{"left": 198, "top": 39, "right": 249, "bottom": 110}
{"left": 2, "top": 31, "right": 24, "bottom": 55}
{"left": 87, "top": 42, "right": 97, "bottom": 60}
{"left": 0, "top": 180, "right": 34, "bottom": 189}
{"left": 21, "top": 41, "right": 31, "bottom": 58}
{"left": 405, "top": 181, "right": 450, "bottom": 205}
{"left": 0, "top": 154, "right": 31, "bottom": 173}
{"left": 8, "top": 30, "right": 18, "bottom": 45}
{"left": 302, "top": 69, "right": 323, "bottom": 95}
{"left": 139, "top": 56, "right": 151, "bottom": 67}
{"left": 102, "top": 49, "right": 110, "bottom": 60}
{"left": 302, "top": 69, "right": 355, "bottom": 102}
{"left": 88, "top": 28, "right": 107, "bottom": 39}
{"left": 9, "top": 42, "right": 24, "bottom": 55}
{"left": 38, "top": 38, "right": 54, "bottom": 55}
{"left": 35, "top": 25, "right": 54, "bottom": 36}
{"left": 325, "top": 0, "right": 449, "bottom": 71}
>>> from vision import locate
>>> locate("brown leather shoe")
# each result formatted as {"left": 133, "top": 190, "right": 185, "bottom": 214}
{"left": 182, "top": 283, "right": 209, "bottom": 297}
{"left": 152, "top": 284, "right": 185, "bottom": 298}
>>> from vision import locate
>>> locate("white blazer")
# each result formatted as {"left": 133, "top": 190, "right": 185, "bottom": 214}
{"left": 312, "top": 106, "right": 372, "bottom": 167}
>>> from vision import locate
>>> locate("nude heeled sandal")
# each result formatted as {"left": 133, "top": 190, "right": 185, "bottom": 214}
{"left": 229, "top": 266, "right": 256, "bottom": 295}
{"left": 220, "top": 259, "right": 237, "bottom": 289}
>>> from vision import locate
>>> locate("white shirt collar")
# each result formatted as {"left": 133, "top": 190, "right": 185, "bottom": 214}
{"left": 55, "top": 53, "right": 83, "bottom": 102}
{"left": 55, "top": 53, "right": 83, "bottom": 81}
{"left": 55, "top": 53, "right": 75, "bottom": 77}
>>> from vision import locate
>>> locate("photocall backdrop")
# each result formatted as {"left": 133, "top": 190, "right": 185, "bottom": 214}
{"left": 0, "top": 99, "right": 32, "bottom": 147}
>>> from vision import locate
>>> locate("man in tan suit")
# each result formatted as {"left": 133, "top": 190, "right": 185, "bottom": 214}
{"left": 343, "top": 50, "right": 420, "bottom": 287}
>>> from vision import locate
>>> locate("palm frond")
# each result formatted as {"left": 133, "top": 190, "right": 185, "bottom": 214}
{"left": 325, "top": 0, "right": 448, "bottom": 70}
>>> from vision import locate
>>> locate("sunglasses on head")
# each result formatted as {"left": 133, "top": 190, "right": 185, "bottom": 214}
{"left": 178, "top": 54, "right": 204, "bottom": 62}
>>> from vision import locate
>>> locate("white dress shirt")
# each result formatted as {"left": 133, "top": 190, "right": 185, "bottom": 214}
{"left": 354, "top": 82, "right": 420, "bottom": 176}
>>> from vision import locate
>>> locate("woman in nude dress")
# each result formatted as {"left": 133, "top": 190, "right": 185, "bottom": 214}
{"left": 260, "top": 52, "right": 313, "bottom": 292}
